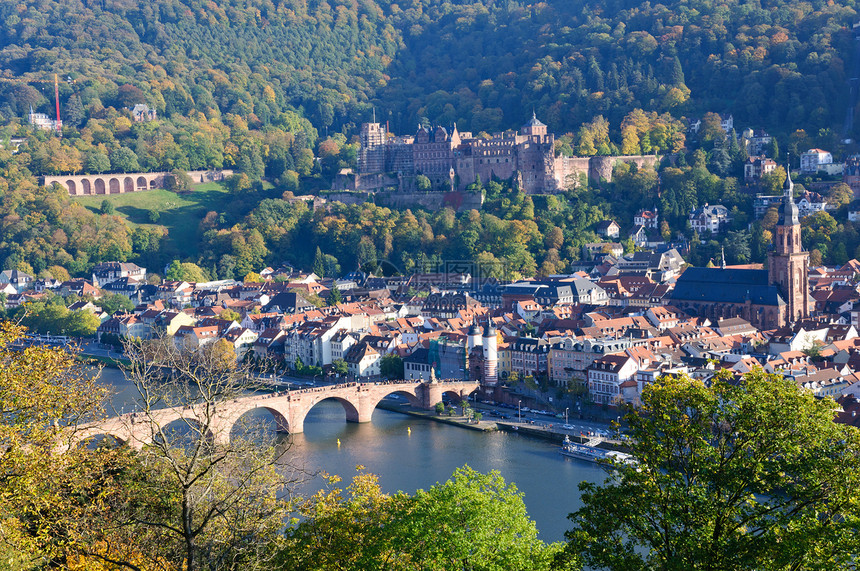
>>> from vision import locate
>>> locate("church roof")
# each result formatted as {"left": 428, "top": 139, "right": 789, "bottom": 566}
{"left": 670, "top": 267, "right": 785, "bottom": 306}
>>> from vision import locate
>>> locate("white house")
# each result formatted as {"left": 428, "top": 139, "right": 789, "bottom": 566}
{"left": 796, "top": 191, "right": 830, "bottom": 218}
{"left": 587, "top": 354, "right": 639, "bottom": 405}
{"left": 595, "top": 220, "right": 621, "bottom": 239}
{"left": 404, "top": 347, "right": 433, "bottom": 381}
{"left": 221, "top": 327, "right": 258, "bottom": 360}
{"left": 515, "top": 299, "right": 542, "bottom": 321}
{"left": 742, "top": 129, "right": 773, "bottom": 155}
{"left": 92, "top": 262, "right": 146, "bottom": 288}
{"left": 173, "top": 325, "right": 220, "bottom": 350}
{"left": 800, "top": 149, "right": 833, "bottom": 174}
{"left": 744, "top": 157, "right": 776, "bottom": 181}
{"left": 690, "top": 204, "right": 730, "bottom": 234}
{"left": 634, "top": 209, "right": 659, "bottom": 229}
{"left": 344, "top": 341, "right": 381, "bottom": 378}
{"left": 0, "top": 269, "right": 33, "bottom": 293}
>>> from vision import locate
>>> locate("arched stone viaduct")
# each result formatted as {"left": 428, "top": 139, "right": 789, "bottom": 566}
{"left": 70, "top": 379, "right": 479, "bottom": 450}
{"left": 42, "top": 170, "right": 234, "bottom": 197}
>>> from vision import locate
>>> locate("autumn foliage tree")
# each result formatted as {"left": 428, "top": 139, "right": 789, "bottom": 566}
{"left": 556, "top": 369, "right": 860, "bottom": 571}
{"left": 0, "top": 321, "right": 122, "bottom": 565}
{"left": 107, "top": 335, "right": 298, "bottom": 571}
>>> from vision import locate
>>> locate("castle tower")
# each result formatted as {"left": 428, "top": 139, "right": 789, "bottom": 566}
{"left": 522, "top": 111, "right": 548, "bottom": 138}
{"left": 482, "top": 320, "right": 498, "bottom": 387}
{"left": 768, "top": 165, "right": 810, "bottom": 323}
{"left": 466, "top": 322, "right": 482, "bottom": 352}
{"left": 358, "top": 121, "right": 386, "bottom": 174}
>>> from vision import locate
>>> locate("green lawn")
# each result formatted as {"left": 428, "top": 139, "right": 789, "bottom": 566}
{"left": 72, "top": 183, "right": 231, "bottom": 256}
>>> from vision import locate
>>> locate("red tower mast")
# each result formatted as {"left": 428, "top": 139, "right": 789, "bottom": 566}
{"left": 53, "top": 74, "right": 62, "bottom": 135}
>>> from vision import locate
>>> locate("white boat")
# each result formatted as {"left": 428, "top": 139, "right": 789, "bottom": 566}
{"left": 559, "top": 435, "right": 634, "bottom": 466}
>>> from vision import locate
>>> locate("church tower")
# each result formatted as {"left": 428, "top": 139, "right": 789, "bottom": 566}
{"left": 768, "top": 166, "right": 810, "bottom": 323}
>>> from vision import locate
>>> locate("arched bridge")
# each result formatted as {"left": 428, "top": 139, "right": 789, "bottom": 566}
{"left": 71, "top": 379, "right": 479, "bottom": 450}
{"left": 42, "top": 169, "right": 233, "bottom": 196}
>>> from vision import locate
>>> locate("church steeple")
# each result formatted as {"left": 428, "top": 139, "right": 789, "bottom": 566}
{"left": 768, "top": 158, "right": 809, "bottom": 324}
{"left": 780, "top": 162, "right": 799, "bottom": 227}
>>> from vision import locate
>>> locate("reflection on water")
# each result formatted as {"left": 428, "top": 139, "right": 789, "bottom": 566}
{"left": 99, "top": 367, "right": 606, "bottom": 542}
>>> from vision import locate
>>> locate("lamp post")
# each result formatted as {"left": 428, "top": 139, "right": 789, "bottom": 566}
{"left": 518, "top": 400, "right": 522, "bottom": 424}
{"left": 565, "top": 407, "right": 569, "bottom": 425}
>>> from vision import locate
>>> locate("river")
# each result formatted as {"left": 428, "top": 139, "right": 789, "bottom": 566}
{"left": 99, "top": 367, "right": 608, "bottom": 543}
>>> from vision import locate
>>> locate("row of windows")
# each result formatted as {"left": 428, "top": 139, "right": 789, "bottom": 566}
{"left": 589, "top": 382, "right": 619, "bottom": 394}
{"left": 416, "top": 152, "right": 451, "bottom": 159}
{"left": 407, "top": 363, "right": 432, "bottom": 372}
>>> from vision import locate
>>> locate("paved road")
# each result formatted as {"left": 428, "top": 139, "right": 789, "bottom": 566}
{"left": 471, "top": 402, "right": 619, "bottom": 437}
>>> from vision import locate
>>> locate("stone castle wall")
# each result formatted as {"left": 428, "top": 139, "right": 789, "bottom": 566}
{"left": 323, "top": 190, "right": 484, "bottom": 212}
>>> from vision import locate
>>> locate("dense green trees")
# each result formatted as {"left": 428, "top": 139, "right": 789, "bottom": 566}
{"left": 1, "top": 0, "right": 860, "bottom": 277}
{"left": 555, "top": 369, "right": 860, "bottom": 571}
{"left": 0, "top": 0, "right": 856, "bottom": 156}
{"left": 379, "top": 354, "right": 404, "bottom": 379}
{"left": 2, "top": 142, "right": 860, "bottom": 282}
{"left": 94, "top": 293, "right": 134, "bottom": 315}
{"left": 280, "top": 466, "right": 563, "bottom": 571}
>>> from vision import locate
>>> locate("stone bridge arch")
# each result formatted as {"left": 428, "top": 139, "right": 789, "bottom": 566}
{"left": 108, "top": 178, "right": 120, "bottom": 194}
{"left": 291, "top": 394, "right": 363, "bottom": 435}
{"left": 442, "top": 387, "right": 476, "bottom": 404}
{"left": 366, "top": 385, "right": 422, "bottom": 410}
{"left": 124, "top": 177, "right": 135, "bottom": 193}
{"left": 81, "top": 179, "right": 91, "bottom": 194}
{"left": 64, "top": 380, "right": 481, "bottom": 449}
{"left": 94, "top": 178, "right": 106, "bottom": 194}
{"left": 66, "top": 180, "right": 77, "bottom": 194}
{"left": 135, "top": 415, "right": 223, "bottom": 448}
{"left": 224, "top": 404, "right": 292, "bottom": 440}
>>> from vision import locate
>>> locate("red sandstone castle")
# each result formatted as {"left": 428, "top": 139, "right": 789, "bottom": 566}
{"left": 355, "top": 114, "right": 656, "bottom": 194}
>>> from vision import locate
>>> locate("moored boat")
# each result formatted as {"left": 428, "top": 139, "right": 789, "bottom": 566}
{"left": 559, "top": 435, "right": 634, "bottom": 466}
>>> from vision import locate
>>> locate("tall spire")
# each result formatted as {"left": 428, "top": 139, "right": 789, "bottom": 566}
{"left": 784, "top": 154, "right": 794, "bottom": 198}
{"left": 721, "top": 246, "right": 726, "bottom": 269}
{"left": 780, "top": 156, "right": 799, "bottom": 226}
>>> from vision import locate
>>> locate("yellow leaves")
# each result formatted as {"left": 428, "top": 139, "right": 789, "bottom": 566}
{"left": 263, "top": 84, "right": 277, "bottom": 103}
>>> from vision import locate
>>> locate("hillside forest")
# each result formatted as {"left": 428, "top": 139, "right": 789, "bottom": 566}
{"left": 0, "top": 0, "right": 858, "bottom": 280}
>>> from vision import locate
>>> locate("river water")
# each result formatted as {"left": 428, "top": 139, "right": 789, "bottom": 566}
{"left": 99, "top": 367, "right": 608, "bottom": 542}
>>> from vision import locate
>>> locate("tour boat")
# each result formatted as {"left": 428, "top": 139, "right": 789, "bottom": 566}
{"left": 559, "top": 435, "right": 634, "bottom": 466}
